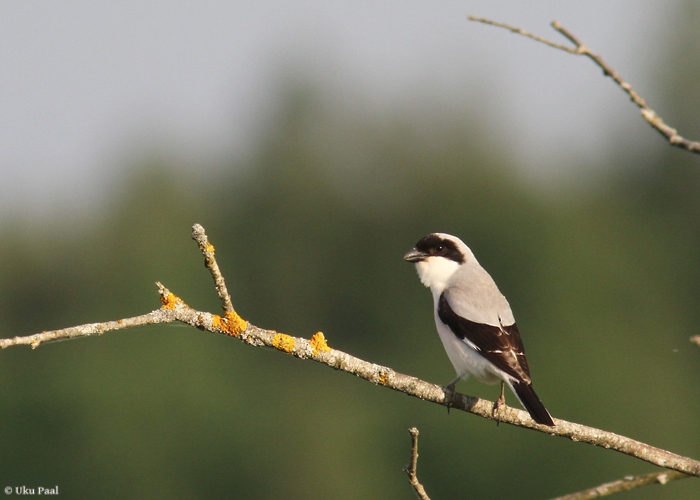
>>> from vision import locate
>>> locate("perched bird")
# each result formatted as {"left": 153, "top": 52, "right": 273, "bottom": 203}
{"left": 404, "top": 233, "right": 554, "bottom": 426}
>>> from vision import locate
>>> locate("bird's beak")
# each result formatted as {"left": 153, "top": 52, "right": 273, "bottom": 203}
{"left": 404, "top": 248, "right": 427, "bottom": 262}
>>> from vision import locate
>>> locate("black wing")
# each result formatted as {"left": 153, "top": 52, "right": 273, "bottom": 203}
{"left": 437, "top": 293, "right": 531, "bottom": 384}
{"left": 438, "top": 293, "right": 554, "bottom": 426}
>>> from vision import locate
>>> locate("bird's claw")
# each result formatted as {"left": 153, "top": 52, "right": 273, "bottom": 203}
{"left": 444, "top": 381, "right": 457, "bottom": 414}
{"left": 492, "top": 382, "right": 506, "bottom": 426}
{"left": 492, "top": 396, "right": 505, "bottom": 419}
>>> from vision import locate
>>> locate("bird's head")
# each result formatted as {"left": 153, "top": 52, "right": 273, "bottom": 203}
{"left": 404, "top": 233, "right": 474, "bottom": 291}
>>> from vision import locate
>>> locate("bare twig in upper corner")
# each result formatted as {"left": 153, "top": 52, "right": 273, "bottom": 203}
{"left": 404, "top": 428, "right": 431, "bottom": 500}
{"left": 468, "top": 16, "right": 700, "bottom": 155}
{"left": 549, "top": 470, "right": 690, "bottom": 500}
{"left": 467, "top": 16, "right": 576, "bottom": 53}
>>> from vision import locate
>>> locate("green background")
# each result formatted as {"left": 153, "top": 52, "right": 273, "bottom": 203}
{"left": 1, "top": 4, "right": 700, "bottom": 500}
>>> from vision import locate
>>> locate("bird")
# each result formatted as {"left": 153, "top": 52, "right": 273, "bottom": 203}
{"left": 404, "top": 232, "right": 554, "bottom": 426}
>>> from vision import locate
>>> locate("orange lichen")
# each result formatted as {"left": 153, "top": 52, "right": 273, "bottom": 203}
{"left": 378, "top": 372, "right": 390, "bottom": 385}
{"left": 206, "top": 242, "right": 215, "bottom": 254}
{"left": 272, "top": 333, "right": 296, "bottom": 353}
{"left": 212, "top": 311, "right": 247, "bottom": 337}
{"left": 160, "top": 291, "right": 186, "bottom": 310}
{"left": 309, "top": 332, "right": 331, "bottom": 355}
{"left": 212, "top": 315, "right": 223, "bottom": 329}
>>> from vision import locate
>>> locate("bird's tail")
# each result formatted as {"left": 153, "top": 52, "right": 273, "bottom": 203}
{"left": 509, "top": 381, "right": 554, "bottom": 426}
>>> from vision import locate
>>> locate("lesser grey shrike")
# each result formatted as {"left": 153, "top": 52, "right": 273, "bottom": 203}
{"left": 404, "top": 233, "right": 554, "bottom": 426}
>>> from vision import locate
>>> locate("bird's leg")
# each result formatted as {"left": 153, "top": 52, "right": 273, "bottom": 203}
{"left": 493, "top": 381, "right": 506, "bottom": 425}
{"left": 444, "top": 376, "right": 461, "bottom": 414}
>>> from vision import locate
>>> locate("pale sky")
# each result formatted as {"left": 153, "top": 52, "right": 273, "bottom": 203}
{"left": 0, "top": 1, "right": 675, "bottom": 216}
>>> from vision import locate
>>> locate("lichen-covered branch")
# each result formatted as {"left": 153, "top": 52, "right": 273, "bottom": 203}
{"left": 404, "top": 427, "right": 431, "bottom": 500}
{"left": 468, "top": 16, "right": 700, "bottom": 155}
{"left": 191, "top": 223, "right": 235, "bottom": 314}
{"left": 550, "top": 470, "right": 690, "bottom": 500}
{"left": 1, "top": 225, "right": 699, "bottom": 479}
{"left": 0, "top": 306, "right": 176, "bottom": 349}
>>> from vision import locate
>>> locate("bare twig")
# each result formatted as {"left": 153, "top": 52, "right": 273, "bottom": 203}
{"left": 0, "top": 283, "right": 230, "bottom": 350}
{"left": 468, "top": 16, "right": 700, "bottom": 155}
{"left": 550, "top": 470, "right": 690, "bottom": 500}
{"left": 404, "top": 427, "right": 431, "bottom": 500}
{"left": 0, "top": 299, "right": 176, "bottom": 349}
{"left": 691, "top": 335, "right": 700, "bottom": 348}
{"left": 2, "top": 225, "right": 700, "bottom": 479}
{"left": 467, "top": 16, "right": 576, "bottom": 53}
{"left": 192, "top": 223, "right": 235, "bottom": 314}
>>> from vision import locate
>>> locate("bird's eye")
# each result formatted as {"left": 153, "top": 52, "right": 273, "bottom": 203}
{"left": 435, "top": 245, "right": 445, "bottom": 253}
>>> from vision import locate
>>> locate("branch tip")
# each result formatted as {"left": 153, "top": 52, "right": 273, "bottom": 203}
{"left": 549, "top": 470, "right": 690, "bottom": 500}
{"left": 159, "top": 285, "right": 186, "bottom": 310}
{"left": 404, "top": 427, "right": 431, "bottom": 500}
{"left": 191, "top": 224, "right": 236, "bottom": 314}
{"left": 468, "top": 15, "right": 576, "bottom": 53}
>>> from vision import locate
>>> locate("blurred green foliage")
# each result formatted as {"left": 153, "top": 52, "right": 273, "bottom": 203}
{"left": 2, "top": 11, "right": 700, "bottom": 500}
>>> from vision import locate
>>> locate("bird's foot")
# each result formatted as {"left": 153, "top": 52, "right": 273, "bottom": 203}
{"left": 444, "top": 378, "right": 459, "bottom": 414}
{"left": 492, "top": 382, "right": 506, "bottom": 426}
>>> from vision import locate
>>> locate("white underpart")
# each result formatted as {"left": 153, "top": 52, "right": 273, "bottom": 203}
{"left": 414, "top": 256, "right": 460, "bottom": 290}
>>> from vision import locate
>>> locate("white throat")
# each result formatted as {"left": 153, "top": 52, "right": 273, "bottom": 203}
{"left": 414, "top": 257, "right": 460, "bottom": 293}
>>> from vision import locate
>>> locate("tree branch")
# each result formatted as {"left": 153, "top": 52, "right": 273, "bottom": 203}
{"left": 0, "top": 297, "right": 176, "bottom": 349}
{"left": 404, "top": 427, "right": 431, "bottom": 500}
{"left": 2, "top": 225, "right": 699, "bottom": 479}
{"left": 549, "top": 470, "right": 690, "bottom": 500}
{"left": 191, "top": 223, "right": 235, "bottom": 314}
{"left": 468, "top": 16, "right": 700, "bottom": 155}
